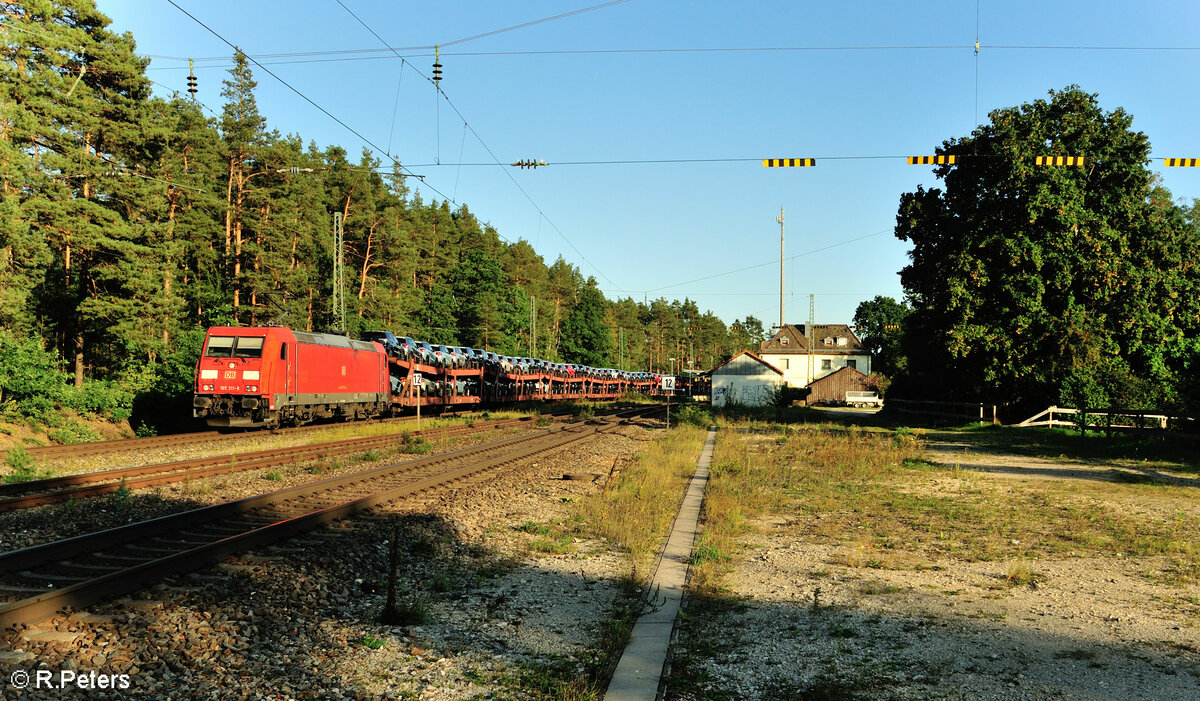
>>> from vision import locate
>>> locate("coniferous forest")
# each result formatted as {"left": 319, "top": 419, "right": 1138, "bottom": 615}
{"left": 1, "top": 1, "right": 761, "bottom": 431}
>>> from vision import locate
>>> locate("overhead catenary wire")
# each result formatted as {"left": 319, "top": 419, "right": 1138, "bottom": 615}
{"left": 329, "top": 0, "right": 624, "bottom": 292}
{"left": 646, "top": 229, "right": 893, "bottom": 294}
{"left": 167, "top": 0, "right": 433, "bottom": 194}
{"left": 141, "top": 41, "right": 1200, "bottom": 71}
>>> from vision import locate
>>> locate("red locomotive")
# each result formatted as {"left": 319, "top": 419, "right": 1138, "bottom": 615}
{"left": 194, "top": 325, "right": 666, "bottom": 429}
{"left": 193, "top": 326, "right": 390, "bottom": 428}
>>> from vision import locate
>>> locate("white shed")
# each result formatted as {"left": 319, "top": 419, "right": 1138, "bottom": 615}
{"left": 710, "top": 351, "right": 784, "bottom": 408}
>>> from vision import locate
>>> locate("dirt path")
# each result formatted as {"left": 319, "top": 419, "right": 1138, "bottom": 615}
{"left": 666, "top": 431, "right": 1200, "bottom": 700}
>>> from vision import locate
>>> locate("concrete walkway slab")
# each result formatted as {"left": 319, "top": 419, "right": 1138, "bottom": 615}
{"left": 604, "top": 427, "right": 716, "bottom": 701}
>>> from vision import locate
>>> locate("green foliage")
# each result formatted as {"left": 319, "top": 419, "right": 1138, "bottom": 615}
{"left": 895, "top": 86, "right": 1200, "bottom": 413}
{"left": 2, "top": 0, "right": 772, "bottom": 427}
{"left": 4, "top": 446, "right": 52, "bottom": 483}
{"left": 853, "top": 296, "right": 910, "bottom": 377}
{"left": 352, "top": 635, "right": 387, "bottom": 650}
{"left": 109, "top": 480, "right": 132, "bottom": 511}
{"left": 134, "top": 422, "right": 157, "bottom": 438}
{"left": 399, "top": 432, "right": 432, "bottom": 454}
{"left": 676, "top": 404, "right": 714, "bottom": 429}
{"left": 47, "top": 419, "right": 100, "bottom": 445}
{"left": 0, "top": 330, "right": 67, "bottom": 421}
{"left": 560, "top": 280, "right": 612, "bottom": 366}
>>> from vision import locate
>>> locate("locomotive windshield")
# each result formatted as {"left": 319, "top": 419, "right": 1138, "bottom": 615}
{"left": 205, "top": 336, "right": 265, "bottom": 358}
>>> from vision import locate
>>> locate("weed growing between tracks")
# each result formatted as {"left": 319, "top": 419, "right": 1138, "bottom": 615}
{"left": 2, "top": 445, "right": 53, "bottom": 482}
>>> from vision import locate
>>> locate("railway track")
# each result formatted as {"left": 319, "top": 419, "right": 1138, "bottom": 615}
{"left": 0, "top": 408, "right": 655, "bottom": 629}
{"left": 21, "top": 410, "right": 478, "bottom": 462}
{"left": 0, "top": 415, "right": 553, "bottom": 512}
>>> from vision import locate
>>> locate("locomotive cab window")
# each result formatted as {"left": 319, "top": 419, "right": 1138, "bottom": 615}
{"left": 280, "top": 344, "right": 288, "bottom": 360}
{"left": 233, "top": 337, "right": 265, "bottom": 358}
{"left": 205, "top": 336, "right": 265, "bottom": 358}
{"left": 205, "top": 336, "right": 236, "bottom": 357}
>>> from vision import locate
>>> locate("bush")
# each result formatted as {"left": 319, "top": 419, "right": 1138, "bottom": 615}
{"left": 48, "top": 419, "right": 100, "bottom": 445}
{"left": 66, "top": 378, "right": 136, "bottom": 421}
{"left": 4, "top": 446, "right": 52, "bottom": 483}
{"left": 676, "top": 404, "right": 713, "bottom": 429}
{"left": 0, "top": 330, "right": 67, "bottom": 422}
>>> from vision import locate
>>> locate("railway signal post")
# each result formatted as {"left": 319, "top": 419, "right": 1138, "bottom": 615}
{"left": 661, "top": 375, "right": 676, "bottom": 428}
{"left": 413, "top": 372, "right": 422, "bottom": 430}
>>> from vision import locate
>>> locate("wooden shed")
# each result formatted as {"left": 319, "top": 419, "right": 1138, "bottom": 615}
{"left": 710, "top": 351, "right": 783, "bottom": 408}
{"left": 805, "top": 366, "right": 871, "bottom": 405}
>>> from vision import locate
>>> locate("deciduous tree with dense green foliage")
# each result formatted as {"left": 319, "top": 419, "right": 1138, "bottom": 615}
{"left": 894, "top": 86, "right": 1200, "bottom": 413}
{"left": 852, "top": 296, "right": 910, "bottom": 377}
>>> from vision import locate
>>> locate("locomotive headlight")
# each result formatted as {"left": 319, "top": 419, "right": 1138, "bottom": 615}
{"left": 243, "top": 370, "right": 260, "bottom": 380}
{"left": 247, "top": 385, "right": 258, "bottom": 392}
{"left": 202, "top": 384, "right": 214, "bottom": 391}
{"left": 200, "top": 369, "right": 218, "bottom": 379}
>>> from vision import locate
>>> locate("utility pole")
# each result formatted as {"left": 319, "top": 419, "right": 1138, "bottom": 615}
{"left": 778, "top": 206, "right": 785, "bottom": 329}
{"left": 332, "top": 212, "right": 346, "bottom": 334}
{"left": 807, "top": 293, "right": 816, "bottom": 386}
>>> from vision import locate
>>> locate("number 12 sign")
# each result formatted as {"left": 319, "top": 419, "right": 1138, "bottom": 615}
{"left": 661, "top": 376, "right": 676, "bottom": 392}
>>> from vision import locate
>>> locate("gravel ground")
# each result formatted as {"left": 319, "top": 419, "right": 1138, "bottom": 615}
{"left": 2, "top": 417, "right": 660, "bottom": 700}
{"left": 666, "top": 435, "right": 1200, "bottom": 701}
{"left": 0, "top": 419, "right": 532, "bottom": 553}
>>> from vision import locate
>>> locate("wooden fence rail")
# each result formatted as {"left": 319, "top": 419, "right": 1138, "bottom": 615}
{"left": 886, "top": 398, "right": 998, "bottom": 424}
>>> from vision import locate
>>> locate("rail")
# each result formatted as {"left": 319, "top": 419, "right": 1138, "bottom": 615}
{"left": 0, "top": 407, "right": 657, "bottom": 629}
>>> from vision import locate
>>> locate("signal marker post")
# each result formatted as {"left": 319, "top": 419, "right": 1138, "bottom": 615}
{"left": 661, "top": 375, "right": 676, "bottom": 429}
{"left": 413, "top": 372, "right": 422, "bottom": 431}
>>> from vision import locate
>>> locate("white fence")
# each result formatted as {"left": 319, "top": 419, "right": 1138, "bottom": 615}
{"left": 1017, "top": 406, "right": 1169, "bottom": 431}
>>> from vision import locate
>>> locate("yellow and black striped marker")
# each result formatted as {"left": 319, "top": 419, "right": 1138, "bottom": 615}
{"left": 1035, "top": 156, "right": 1085, "bottom": 166}
{"left": 1163, "top": 158, "right": 1200, "bottom": 167}
{"left": 762, "top": 158, "right": 816, "bottom": 167}
{"left": 907, "top": 156, "right": 957, "bottom": 165}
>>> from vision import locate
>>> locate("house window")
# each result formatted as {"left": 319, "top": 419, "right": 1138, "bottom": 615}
{"left": 847, "top": 359, "right": 856, "bottom": 370}
{"left": 837, "top": 337, "right": 847, "bottom": 347}
{"left": 823, "top": 337, "right": 833, "bottom": 347}
{"left": 781, "top": 358, "right": 789, "bottom": 369}
{"left": 821, "top": 359, "right": 832, "bottom": 370}
{"left": 780, "top": 336, "right": 789, "bottom": 345}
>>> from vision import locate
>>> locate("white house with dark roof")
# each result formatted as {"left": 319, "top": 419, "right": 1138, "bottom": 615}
{"left": 759, "top": 323, "right": 871, "bottom": 388}
{"left": 710, "top": 350, "right": 784, "bottom": 408}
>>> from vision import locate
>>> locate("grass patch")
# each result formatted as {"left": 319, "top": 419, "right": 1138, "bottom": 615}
{"left": 702, "top": 423, "right": 1200, "bottom": 569}
{"left": 517, "top": 521, "right": 551, "bottom": 536}
{"left": 857, "top": 580, "right": 904, "bottom": 596}
{"left": 577, "top": 426, "right": 706, "bottom": 569}
{"left": 937, "top": 425, "right": 1200, "bottom": 473}
{"left": 398, "top": 432, "right": 432, "bottom": 454}
{"left": 1004, "top": 561, "right": 1045, "bottom": 588}
{"left": 353, "top": 635, "right": 387, "bottom": 650}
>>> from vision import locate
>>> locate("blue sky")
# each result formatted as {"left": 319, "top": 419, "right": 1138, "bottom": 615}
{"left": 96, "top": 0, "right": 1200, "bottom": 330}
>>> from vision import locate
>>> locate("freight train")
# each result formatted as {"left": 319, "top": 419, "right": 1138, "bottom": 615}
{"left": 193, "top": 326, "right": 662, "bottom": 428}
